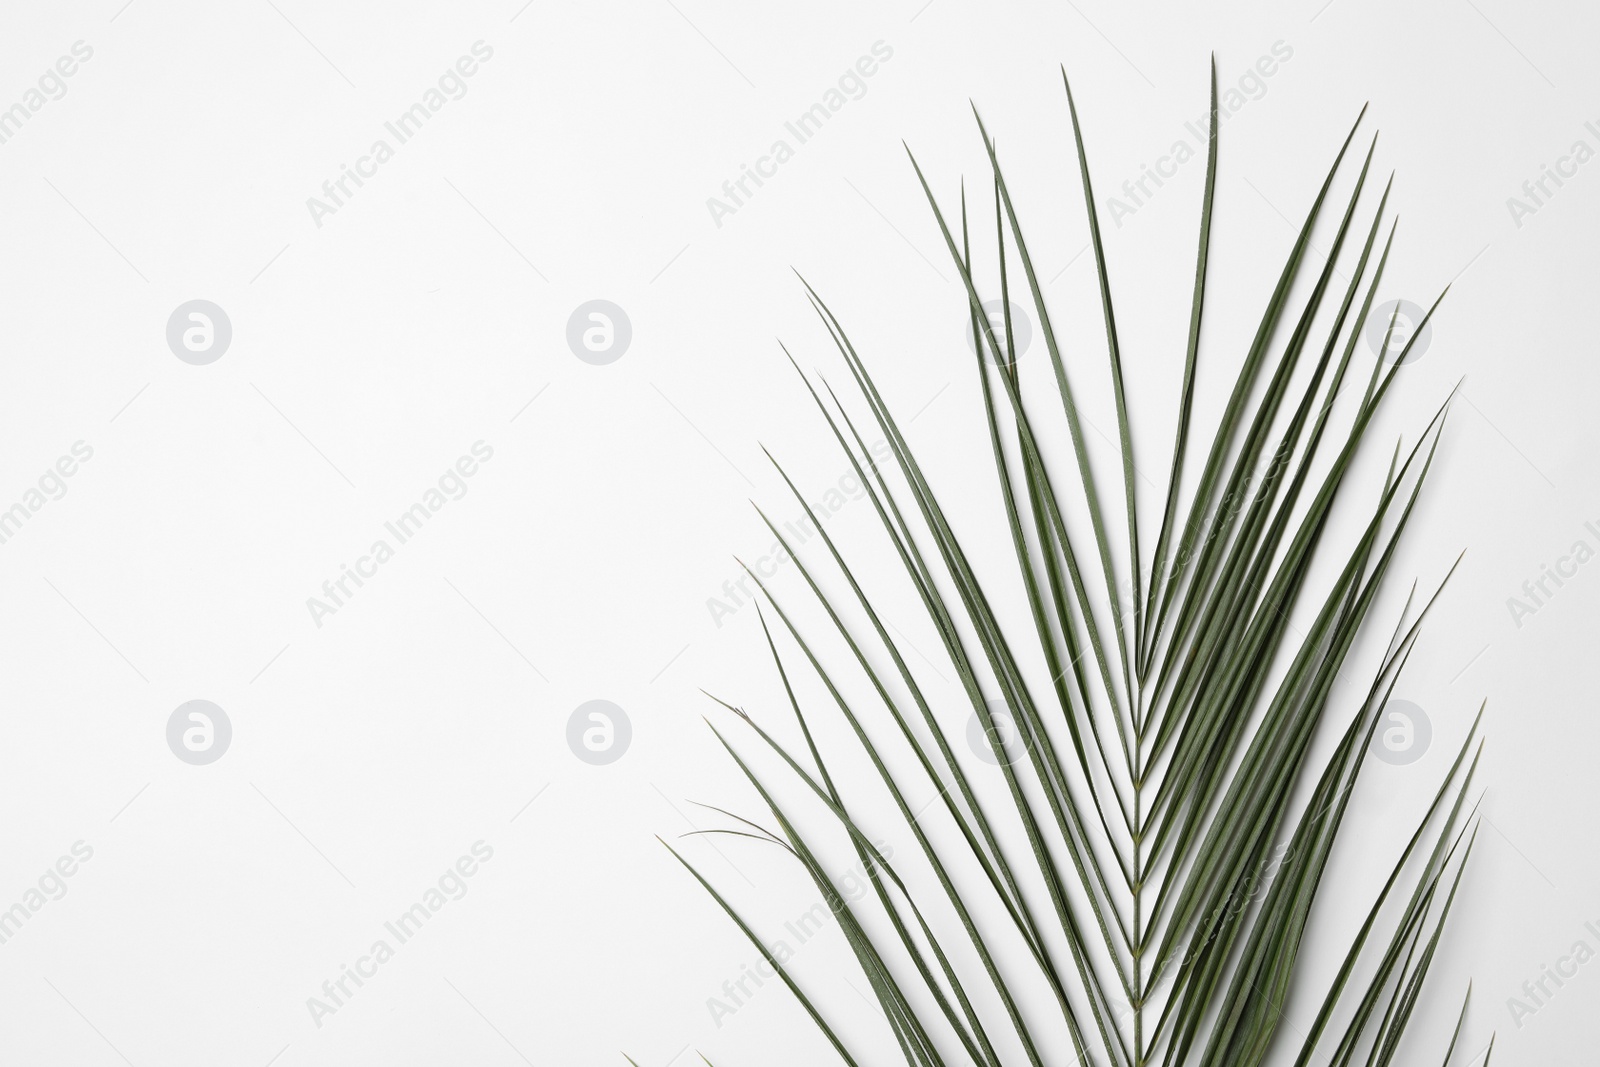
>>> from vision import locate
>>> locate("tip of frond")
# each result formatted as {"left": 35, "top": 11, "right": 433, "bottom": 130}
{"left": 700, "top": 689, "right": 737, "bottom": 711}
{"left": 732, "top": 555, "right": 762, "bottom": 585}
{"left": 968, "top": 99, "right": 990, "bottom": 133}
{"left": 777, "top": 345, "right": 809, "bottom": 385}
{"left": 700, "top": 688, "right": 745, "bottom": 716}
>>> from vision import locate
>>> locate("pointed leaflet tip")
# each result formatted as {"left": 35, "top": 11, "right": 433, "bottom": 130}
{"left": 790, "top": 267, "right": 819, "bottom": 301}
{"left": 968, "top": 100, "right": 985, "bottom": 130}
{"left": 967, "top": 102, "right": 994, "bottom": 149}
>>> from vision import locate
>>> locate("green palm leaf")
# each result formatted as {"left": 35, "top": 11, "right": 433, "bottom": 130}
{"left": 678, "top": 62, "right": 1487, "bottom": 1067}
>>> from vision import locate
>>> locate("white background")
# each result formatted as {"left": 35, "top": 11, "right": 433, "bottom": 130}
{"left": 0, "top": 0, "right": 1593, "bottom": 1064}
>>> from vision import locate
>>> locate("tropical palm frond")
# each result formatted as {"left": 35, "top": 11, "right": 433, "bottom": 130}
{"left": 679, "top": 59, "right": 1488, "bottom": 1067}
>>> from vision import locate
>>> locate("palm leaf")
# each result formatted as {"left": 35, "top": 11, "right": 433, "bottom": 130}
{"left": 678, "top": 62, "right": 1488, "bottom": 1067}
